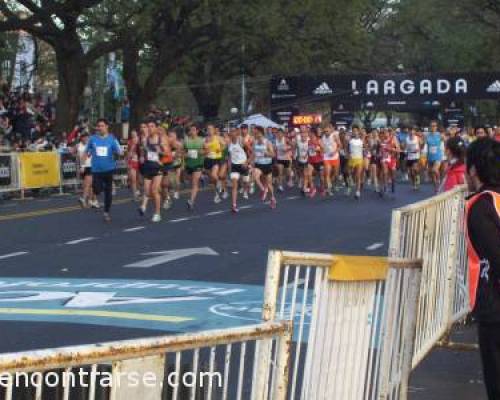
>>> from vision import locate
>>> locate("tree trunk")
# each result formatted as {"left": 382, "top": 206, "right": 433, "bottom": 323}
{"left": 54, "top": 48, "right": 88, "bottom": 134}
{"left": 190, "top": 84, "right": 225, "bottom": 122}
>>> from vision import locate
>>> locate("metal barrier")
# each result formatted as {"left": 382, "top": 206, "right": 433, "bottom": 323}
{"left": 0, "top": 153, "right": 20, "bottom": 194}
{"left": 260, "top": 250, "right": 422, "bottom": 400}
{"left": 0, "top": 321, "right": 292, "bottom": 400}
{"left": 388, "top": 185, "right": 469, "bottom": 369}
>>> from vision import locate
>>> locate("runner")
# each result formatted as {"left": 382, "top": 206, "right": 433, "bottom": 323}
{"left": 306, "top": 127, "right": 324, "bottom": 198}
{"left": 138, "top": 121, "right": 166, "bottom": 222}
{"left": 204, "top": 124, "right": 226, "bottom": 204}
{"left": 275, "top": 128, "right": 293, "bottom": 192}
{"left": 406, "top": 127, "right": 422, "bottom": 190}
{"left": 218, "top": 127, "right": 230, "bottom": 200}
{"left": 159, "top": 127, "right": 175, "bottom": 211}
{"left": 367, "top": 129, "right": 380, "bottom": 193}
{"left": 127, "top": 130, "right": 141, "bottom": 201}
{"left": 228, "top": 129, "right": 249, "bottom": 213}
{"left": 77, "top": 133, "right": 96, "bottom": 208}
{"left": 348, "top": 126, "right": 364, "bottom": 199}
{"left": 167, "top": 128, "right": 183, "bottom": 201}
{"left": 379, "top": 128, "right": 398, "bottom": 197}
{"left": 426, "top": 121, "right": 444, "bottom": 193}
{"left": 251, "top": 126, "right": 277, "bottom": 209}
{"left": 441, "top": 136, "right": 466, "bottom": 192}
{"left": 184, "top": 124, "right": 205, "bottom": 210}
{"left": 321, "top": 124, "right": 341, "bottom": 196}
{"left": 295, "top": 126, "right": 310, "bottom": 195}
{"left": 85, "top": 118, "right": 122, "bottom": 222}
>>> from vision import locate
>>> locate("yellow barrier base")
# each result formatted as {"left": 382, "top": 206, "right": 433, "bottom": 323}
{"left": 329, "top": 255, "right": 388, "bottom": 281}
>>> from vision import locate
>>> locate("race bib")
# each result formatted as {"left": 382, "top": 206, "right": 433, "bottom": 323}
{"left": 187, "top": 149, "right": 198, "bottom": 159}
{"left": 96, "top": 146, "right": 108, "bottom": 157}
{"left": 208, "top": 152, "right": 217, "bottom": 159}
{"left": 308, "top": 148, "right": 317, "bottom": 157}
{"left": 429, "top": 146, "right": 438, "bottom": 155}
{"left": 147, "top": 151, "right": 159, "bottom": 162}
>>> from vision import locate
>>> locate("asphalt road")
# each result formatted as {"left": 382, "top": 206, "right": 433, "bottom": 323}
{"left": 0, "top": 184, "right": 487, "bottom": 399}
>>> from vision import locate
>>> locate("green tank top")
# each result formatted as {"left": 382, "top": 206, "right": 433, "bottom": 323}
{"left": 184, "top": 137, "right": 204, "bottom": 168}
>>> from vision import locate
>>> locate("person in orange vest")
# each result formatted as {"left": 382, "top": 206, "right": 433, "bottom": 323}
{"left": 465, "top": 138, "right": 500, "bottom": 400}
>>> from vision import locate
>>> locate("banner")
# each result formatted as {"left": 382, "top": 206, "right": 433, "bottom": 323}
{"left": 60, "top": 153, "right": 78, "bottom": 181}
{"left": 0, "top": 155, "right": 12, "bottom": 187}
{"left": 19, "top": 152, "right": 61, "bottom": 189}
{"left": 271, "top": 72, "right": 500, "bottom": 116}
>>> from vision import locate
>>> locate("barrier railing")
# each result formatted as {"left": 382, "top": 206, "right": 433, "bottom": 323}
{"left": 0, "top": 321, "right": 292, "bottom": 400}
{"left": 388, "top": 185, "right": 469, "bottom": 369}
{"left": 260, "top": 250, "right": 422, "bottom": 400}
{"left": 0, "top": 153, "right": 20, "bottom": 194}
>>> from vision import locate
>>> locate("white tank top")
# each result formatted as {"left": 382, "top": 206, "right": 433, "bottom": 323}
{"left": 322, "top": 135, "right": 338, "bottom": 161}
{"left": 349, "top": 138, "right": 364, "bottom": 160}
{"left": 229, "top": 141, "right": 247, "bottom": 165}
{"left": 254, "top": 140, "right": 272, "bottom": 165}
{"left": 406, "top": 136, "right": 420, "bottom": 160}
{"left": 276, "top": 137, "right": 289, "bottom": 160}
{"left": 297, "top": 137, "right": 309, "bottom": 163}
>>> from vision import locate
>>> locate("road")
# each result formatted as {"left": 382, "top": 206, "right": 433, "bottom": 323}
{"left": 0, "top": 184, "right": 487, "bottom": 399}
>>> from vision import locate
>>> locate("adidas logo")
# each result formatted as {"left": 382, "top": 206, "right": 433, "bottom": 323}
{"left": 277, "top": 79, "right": 289, "bottom": 91}
{"left": 313, "top": 82, "right": 333, "bottom": 95}
{"left": 486, "top": 80, "right": 500, "bottom": 93}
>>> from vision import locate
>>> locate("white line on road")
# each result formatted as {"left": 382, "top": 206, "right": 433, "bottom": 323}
{"left": 65, "top": 237, "right": 96, "bottom": 245}
{"left": 239, "top": 205, "right": 254, "bottom": 210}
{"left": 169, "top": 217, "right": 195, "bottom": 223}
{"left": 123, "top": 226, "right": 146, "bottom": 233}
{"left": 366, "top": 242, "right": 384, "bottom": 251}
{"left": 0, "top": 251, "right": 29, "bottom": 260}
{"left": 286, "top": 196, "right": 301, "bottom": 200}
{"left": 205, "top": 211, "right": 227, "bottom": 217}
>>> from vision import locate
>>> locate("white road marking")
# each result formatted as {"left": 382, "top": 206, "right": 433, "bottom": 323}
{"left": 123, "top": 226, "right": 146, "bottom": 233}
{"left": 366, "top": 242, "right": 384, "bottom": 251}
{"left": 286, "top": 279, "right": 306, "bottom": 288}
{"left": 169, "top": 217, "right": 194, "bottom": 223}
{"left": 124, "top": 247, "right": 219, "bottom": 268}
{"left": 0, "top": 251, "right": 28, "bottom": 260}
{"left": 65, "top": 237, "right": 96, "bottom": 245}
{"left": 205, "top": 211, "right": 227, "bottom": 217}
{"left": 239, "top": 205, "right": 253, "bottom": 210}
{"left": 286, "top": 196, "right": 301, "bottom": 200}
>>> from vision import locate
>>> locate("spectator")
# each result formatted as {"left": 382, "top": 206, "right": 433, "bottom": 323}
{"left": 441, "top": 136, "right": 466, "bottom": 192}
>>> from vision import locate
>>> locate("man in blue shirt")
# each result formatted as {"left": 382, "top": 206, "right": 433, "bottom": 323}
{"left": 86, "top": 118, "right": 122, "bottom": 222}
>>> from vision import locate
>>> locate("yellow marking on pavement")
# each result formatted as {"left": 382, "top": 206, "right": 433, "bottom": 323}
{"left": 0, "top": 308, "right": 193, "bottom": 323}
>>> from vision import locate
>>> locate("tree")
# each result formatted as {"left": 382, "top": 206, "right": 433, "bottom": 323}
{"left": 0, "top": 0, "right": 126, "bottom": 132}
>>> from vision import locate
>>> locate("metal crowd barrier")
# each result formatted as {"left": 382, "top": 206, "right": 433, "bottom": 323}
{"left": 388, "top": 185, "right": 469, "bottom": 369}
{"left": 259, "top": 251, "right": 423, "bottom": 400}
{"left": 0, "top": 321, "right": 292, "bottom": 400}
{"left": 0, "top": 153, "right": 20, "bottom": 194}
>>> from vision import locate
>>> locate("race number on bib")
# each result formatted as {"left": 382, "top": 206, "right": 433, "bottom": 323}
{"left": 147, "top": 151, "right": 159, "bottom": 162}
{"left": 187, "top": 149, "right": 198, "bottom": 159}
{"left": 429, "top": 146, "right": 438, "bottom": 155}
{"left": 96, "top": 146, "right": 108, "bottom": 157}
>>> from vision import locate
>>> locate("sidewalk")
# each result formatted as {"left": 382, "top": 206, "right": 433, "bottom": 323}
{"left": 411, "top": 325, "right": 486, "bottom": 399}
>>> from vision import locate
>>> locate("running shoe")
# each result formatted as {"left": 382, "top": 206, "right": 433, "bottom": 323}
{"left": 187, "top": 200, "right": 194, "bottom": 210}
{"left": 249, "top": 184, "right": 256, "bottom": 195}
{"left": 309, "top": 187, "right": 317, "bottom": 198}
{"left": 78, "top": 197, "right": 86, "bottom": 208}
{"left": 173, "top": 191, "right": 180, "bottom": 200}
{"left": 278, "top": 185, "right": 284, "bottom": 193}
{"left": 91, "top": 200, "right": 100, "bottom": 209}
{"left": 261, "top": 188, "right": 269, "bottom": 202}
{"left": 231, "top": 205, "right": 239, "bottom": 213}
{"left": 243, "top": 191, "right": 249, "bottom": 200}
{"left": 163, "top": 199, "right": 172, "bottom": 210}
{"left": 103, "top": 212, "right": 111, "bottom": 223}
{"left": 270, "top": 198, "right": 277, "bottom": 209}
{"left": 221, "top": 190, "right": 229, "bottom": 200}
{"left": 327, "top": 188, "right": 334, "bottom": 197}
{"left": 138, "top": 206, "right": 145, "bottom": 216}
{"left": 355, "top": 190, "right": 361, "bottom": 200}
{"left": 214, "top": 194, "right": 222, "bottom": 204}
{"left": 152, "top": 214, "right": 162, "bottom": 223}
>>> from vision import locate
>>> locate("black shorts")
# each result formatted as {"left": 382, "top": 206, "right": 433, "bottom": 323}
{"left": 162, "top": 163, "right": 175, "bottom": 174}
{"left": 81, "top": 167, "right": 92, "bottom": 177}
{"left": 231, "top": 164, "right": 249, "bottom": 176}
{"left": 309, "top": 162, "right": 323, "bottom": 172}
{"left": 142, "top": 162, "right": 161, "bottom": 180}
{"left": 370, "top": 156, "right": 380, "bottom": 166}
{"left": 255, "top": 163, "right": 273, "bottom": 176}
{"left": 296, "top": 161, "right": 308, "bottom": 170}
{"left": 407, "top": 159, "right": 419, "bottom": 168}
{"left": 204, "top": 158, "right": 223, "bottom": 170}
{"left": 185, "top": 165, "right": 203, "bottom": 175}
{"left": 277, "top": 159, "right": 291, "bottom": 168}
{"left": 399, "top": 152, "right": 407, "bottom": 162}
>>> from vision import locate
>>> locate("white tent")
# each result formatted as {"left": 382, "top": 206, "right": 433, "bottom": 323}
{"left": 240, "top": 114, "right": 284, "bottom": 129}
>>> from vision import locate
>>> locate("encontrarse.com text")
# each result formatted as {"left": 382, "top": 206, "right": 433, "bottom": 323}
{"left": 0, "top": 370, "right": 222, "bottom": 389}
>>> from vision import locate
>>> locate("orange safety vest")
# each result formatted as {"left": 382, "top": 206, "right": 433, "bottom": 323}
{"left": 465, "top": 190, "right": 500, "bottom": 309}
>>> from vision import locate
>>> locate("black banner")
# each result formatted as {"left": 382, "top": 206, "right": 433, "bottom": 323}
{"left": 271, "top": 72, "right": 500, "bottom": 115}
{"left": 60, "top": 153, "right": 78, "bottom": 180}
{"left": 0, "top": 155, "right": 12, "bottom": 187}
